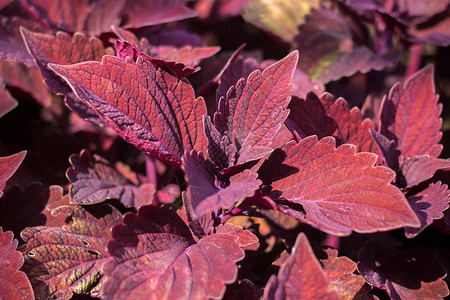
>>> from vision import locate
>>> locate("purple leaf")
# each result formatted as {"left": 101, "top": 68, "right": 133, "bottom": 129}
{"left": 67, "top": 149, "right": 155, "bottom": 208}
{"left": 0, "top": 228, "right": 34, "bottom": 300}
{"left": 49, "top": 55, "right": 208, "bottom": 168}
{"left": 370, "top": 129, "right": 399, "bottom": 171}
{"left": 380, "top": 65, "right": 443, "bottom": 158}
{"left": 408, "top": 14, "right": 450, "bottom": 47}
{"left": 21, "top": 203, "right": 122, "bottom": 299}
{"left": 203, "top": 115, "right": 236, "bottom": 170}
{"left": 0, "top": 151, "right": 26, "bottom": 198}
{"left": 405, "top": 182, "right": 450, "bottom": 238}
{"left": 182, "top": 192, "right": 215, "bottom": 240}
{"left": 293, "top": 8, "right": 402, "bottom": 83}
{"left": 195, "top": 0, "right": 250, "bottom": 20}
{"left": 270, "top": 136, "right": 420, "bottom": 236}
{"left": 214, "top": 51, "right": 298, "bottom": 164}
{"left": 358, "top": 243, "right": 450, "bottom": 300}
{"left": 101, "top": 205, "right": 258, "bottom": 299}
{"left": 183, "top": 150, "right": 262, "bottom": 217}
{"left": 400, "top": 156, "right": 450, "bottom": 188}
{"left": 263, "top": 233, "right": 340, "bottom": 300}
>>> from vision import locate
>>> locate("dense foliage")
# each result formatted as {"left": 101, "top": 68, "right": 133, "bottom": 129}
{"left": 0, "top": 0, "right": 450, "bottom": 299}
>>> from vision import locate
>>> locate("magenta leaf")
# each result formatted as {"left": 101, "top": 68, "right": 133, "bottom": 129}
{"left": 49, "top": 55, "right": 208, "bottom": 168}
{"left": 214, "top": 51, "right": 298, "bottom": 164}
{"left": 67, "top": 149, "right": 155, "bottom": 208}
{"left": 294, "top": 8, "right": 402, "bottom": 83}
{"left": 263, "top": 233, "right": 340, "bottom": 300}
{"left": 101, "top": 205, "right": 258, "bottom": 299}
{"left": 380, "top": 65, "right": 443, "bottom": 158}
{"left": 405, "top": 182, "right": 450, "bottom": 238}
{"left": 358, "top": 242, "right": 450, "bottom": 300}
{"left": 0, "top": 228, "right": 34, "bottom": 300}
{"left": 0, "top": 150, "right": 26, "bottom": 198}
{"left": 270, "top": 136, "right": 420, "bottom": 236}
{"left": 183, "top": 150, "right": 261, "bottom": 217}
{"left": 319, "top": 248, "right": 366, "bottom": 299}
{"left": 400, "top": 156, "right": 450, "bottom": 188}
{"left": 21, "top": 203, "right": 123, "bottom": 299}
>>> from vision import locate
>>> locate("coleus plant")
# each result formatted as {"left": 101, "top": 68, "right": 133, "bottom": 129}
{"left": 0, "top": 0, "right": 449, "bottom": 299}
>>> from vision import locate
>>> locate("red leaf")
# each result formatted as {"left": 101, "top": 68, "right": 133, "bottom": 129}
{"left": 214, "top": 51, "right": 298, "bottom": 164}
{"left": 49, "top": 55, "right": 208, "bottom": 168}
{"left": 0, "top": 82, "right": 18, "bottom": 118}
{"left": 101, "top": 206, "right": 258, "bottom": 299}
{"left": 0, "top": 151, "right": 26, "bottom": 198}
{"left": 21, "top": 203, "right": 123, "bottom": 299}
{"left": 67, "top": 149, "right": 155, "bottom": 208}
{"left": 400, "top": 156, "right": 450, "bottom": 188}
{"left": 21, "top": 28, "right": 114, "bottom": 124}
{"left": 263, "top": 233, "right": 340, "bottom": 300}
{"left": 358, "top": 243, "right": 450, "bottom": 300}
{"left": 183, "top": 150, "right": 262, "bottom": 217}
{"left": 0, "top": 228, "right": 34, "bottom": 300}
{"left": 270, "top": 136, "right": 419, "bottom": 236}
{"left": 380, "top": 65, "right": 442, "bottom": 158}
{"left": 321, "top": 93, "right": 378, "bottom": 153}
{"left": 149, "top": 44, "right": 220, "bottom": 68}
{"left": 405, "top": 182, "right": 450, "bottom": 238}
{"left": 320, "top": 248, "right": 366, "bottom": 299}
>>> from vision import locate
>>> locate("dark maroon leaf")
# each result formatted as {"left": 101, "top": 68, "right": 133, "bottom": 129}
{"left": 0, "top": 228, "right": 34, "bottom": 300}
{"left": 370, "top": 129, "right": 399, "bottom": 171}
{"left": 0, "top": 151, "right": 26, "bottom": 198}
{"left": 0, "top": 0, "right": 12, "bottom": 10}
{"left": 49, "top": 54, "right": 208, "bottom": 168}
{"left": 405, "top": 182, "right": 450, "bottom": 238}
{"left": 121, "top": 0, "right": 197, "bottom": 28}
{"left": 320, "top": 247, "right": 366, "bottom": 299}
{"left": 223, "top": 279, "right": 258, "bottom": 300}
{"left": 183, "top": 150, "right": 261, "bottom": 217}
{"left": 400, "top": 156, "right": 450, "bottom": 188}
{"left": 21, "top": 203, "right": 123, "bottom": 299}
{"left": 83, "top": 0, "right": 125, "bottom": 36}
{"left": 0, "top": 82, "right": 17, "bottom": 118}
{"left": 358, "top": 243, "right": 450, "bottom": 300}
{"left": 101, "top": 205, "right": 258, "bottom": 299}
{"left": 294, "top": 8, "right": 402, "bottom": 83}
{"left": 67, "top": 149, "right": 155, "bottom": 208}
{"left": 270, "top": 136, "right": 420, "bottom": 236}
{"left": 203, "top": 115, "right": 236, "bottom": 170}
{"left": 263, "top": 233, "right": 340, "bottom": 300}
{"left": 380, "top": 65, "right": 442, "bottom": 158}
{"left": 214, "top": 51, "right": 298, "bottom": 164}
{"left": 408, "top": 14, "right": 450, "bottom": 47}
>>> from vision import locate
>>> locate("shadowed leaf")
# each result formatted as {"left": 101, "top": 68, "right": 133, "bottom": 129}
{"left": 67, "top": 149, "right": 155, "bottom": 208}
{"left": 183, "top": 150, "right": 261, "bottom": 217}
{"left": 400, "top": 156, "right": 450, "bottom": 188}
{"left": 21, "top": 203, "right": 123, "bottom": 299}
{"left": 101, "top": 206, "right": 258, "bottom": 299}
{"left": 270, "top": 136, "right": 419, "bottom": 236}
{"left": 405, "top": 182, "right": 450, "bottom": 238}
{"left": 263, "top": 233, "right": 340, "bottom": 299}
{"left": 49, "top": 55, "right": 208, "bottom": 168}
{"left": 0, "top": 83, "right": 17, "bottom": 118}
{"left": 358, "top": 243, "right": 450, "bottom": 300}
{"left": 0, "top": 228, "right": 34, "bottom": 300}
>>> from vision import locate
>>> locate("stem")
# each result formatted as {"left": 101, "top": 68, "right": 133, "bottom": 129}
{"left": 405, "top": 44, "right": 423, "bottom": 78}
{"left": 324, "top": 234, "right": 340, "bottom": 249}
